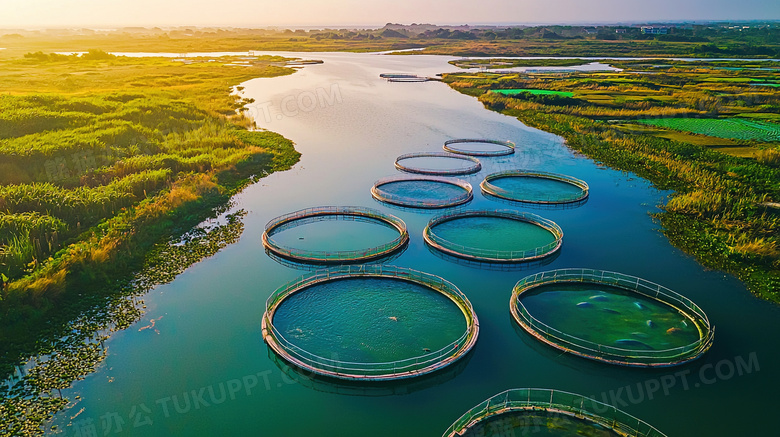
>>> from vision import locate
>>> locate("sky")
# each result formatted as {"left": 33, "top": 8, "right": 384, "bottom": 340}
{"left": 0, "top": 0, "right": 779, "bottom": 28}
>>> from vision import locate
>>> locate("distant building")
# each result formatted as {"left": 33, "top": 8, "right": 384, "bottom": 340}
{"left": 641, "top": 26, "right": 668, "bottom": 35}
{"left": 615, "top": 29, "right": 627, "bottom": 34}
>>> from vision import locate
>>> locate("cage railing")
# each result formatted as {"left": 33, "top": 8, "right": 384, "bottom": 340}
{"left": 443, "top": 139, "right": 516, "bottom": 156}
{"left": 395, "top": 152, "right": 482, "bottom": 176}
{"left": 442, "top": 388, "right": 667, "bottom": 437}
{"left": 371, "top": 176, "right": 474, "bottom": 209}
{"left": 510, "top": 268, "right": 714, "bottom": 366}
{"left": 424, "top": 210, "right": 563, "bottom": 262}
{"left": 262, "top": 206, "right": 409, "bottom": 262}
{"left": 481, "top": 170, "right": 589, "bottom": 204}
{"left": 263, "top": 265, "right": 479, "bottom": 379}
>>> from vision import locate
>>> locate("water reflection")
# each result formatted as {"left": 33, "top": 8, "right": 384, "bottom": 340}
{"left": 267, "top": 344, "right": 474, "bottom": 397}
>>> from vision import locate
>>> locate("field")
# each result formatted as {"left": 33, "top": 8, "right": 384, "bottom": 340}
{"left": 444, "top": 62, "right": 780, "bottom": 304}
{"left": 491, "top": 89, "right": 575, "bottom": 97}
{"left": 636, "top": 118, "right": 780, "bottom": 142}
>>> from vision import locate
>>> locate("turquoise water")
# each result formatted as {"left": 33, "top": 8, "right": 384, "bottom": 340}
{"left": 489, "top": 176, "right": 584, "bottom": 202}
{"left": 431, "top": 216, "right": 557, "bottom": 253}
{"left": 42, "top": 52, "right": 780, "bottom": 437}
{"left": 272, "top": 278, "right": 466, "bottom": 363}
{"left": 268, "top": 217, "right": 400, "bottom": 252}
{"left": 377, "top": 180, "right": 468, "bottom": 202}
{"left": 462, "top": 411, "right": 621, "bottom": 437}
{"left": 399, "top": 156, "right": 476, "bottom": 172}
{"left": 519, "top": 284, "right": 701, "bottom": 351}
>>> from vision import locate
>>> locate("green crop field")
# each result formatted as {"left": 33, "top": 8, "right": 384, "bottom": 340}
{"left": 491, "top": 89, "right": 575, "bottom": 97}
{"left": 636, "top": 118, "right": 780, "bottom": 142}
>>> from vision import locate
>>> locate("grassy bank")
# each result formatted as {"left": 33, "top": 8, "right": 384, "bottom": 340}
{"left": 443, "top": 66, "right": 780, "bottom": 303}
{"left": 1, "top": 25, "right": 778, "bottom": 60}
{"left": 0, "top": 50, "right": 300, "bottom": 433}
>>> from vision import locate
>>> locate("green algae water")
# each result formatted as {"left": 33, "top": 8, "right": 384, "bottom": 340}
{"left": 42, "top": 52, "right": 780, "bottom": 437}
{"left": 489, "top": 176, "right": 584, "bottom": 203}
{"left": 462, "top": 412, "right": 620, "bottom": 437}
{"left": 267, "top": 217, "right": 400, "bottom": 252}
{"left": 519, "top": 284, "right": 701, "bottom": 351}
{"left": 431, "top": 216, "right": 557, "bottom": 253}
{"left": 272, "top": 278, "right": 466, "bottom": 363}
{"left": 378, "top": 180, "right": 469, "bottom": 202}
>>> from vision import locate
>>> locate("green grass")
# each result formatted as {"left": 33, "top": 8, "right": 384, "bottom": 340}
{"left": 491, "top": 89, "right": 575, "bottom": 97}
{"left": 636, "top": 118, "right": 780, "bottom": 142}
{"left": 0, "top": 52, "right": 301, "bottom": 404}
{"left": 443, "top": 68, "right": 780, "bottom": 306}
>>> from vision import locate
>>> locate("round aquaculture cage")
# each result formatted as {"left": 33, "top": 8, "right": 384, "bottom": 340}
{"left": 395, "top": 152, "right": 482, "bottom": 176}
{"left": 261, "top": 265, "right": 479, "bottom": 381}
{"left": 481, "top": 170, "right": 589, "bottom": 204}
{"left": 371, "top": 175, "right": 474, "bottom": 209}
{"left": 424, "top": 210, "right": 563, "bottom": 263}
{"left": 442, "top": 388, "right": 667, "bottom": 437}
{"left": 443, "top": 139, "right": 515, "bottom": 157}
{"left": 510, "top": 269, "right": 714, "bottom": 367}
{"left": 262, "top": 206, "right": 409, "bottom": 264}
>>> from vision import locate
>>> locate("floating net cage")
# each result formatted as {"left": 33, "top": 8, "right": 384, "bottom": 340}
{"left": 371, "top": 175, "right": 474, "bottom": 209}
{"left": 443, "top": 139, "right": 515, "bottom": 157}
{"left": 424, "top": 210, "right": 563, "bottom": 263}
{"left": 261, "top": 265, "right": 480, "bottom": 381}
{"left": 262, "top": 206, "right": 409, "bottom": 264}
{"left": 481, "top": 170, "right": 589, "bottom": 204}
{"left": 442, "top": 388, "right": 667, "bottom": 437}
{"left": 395, "top": 152, "right": 482, "bottom": 176}
{"left": 510, "top": 268, "right": 714, "bottom": 367}
{"left": 379, "top": 73, "right": 430, "bottom": 82}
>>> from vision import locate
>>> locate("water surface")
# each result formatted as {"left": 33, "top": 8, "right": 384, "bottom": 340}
{"left": 268, "top": 217, "right": 400, "bottom": 252}
{"left": 273, "top": 278, "right": 466, "bottom": 363}
{"left": 431, "top": 216, "right": 557, "bottom": 253}
{"left": 47, "top": 51, "right": 780, "bottom": 437}
{"left": 519, "top": 284, "right": 701, "bottom": 351}
{"left": 489, "top": 176, "right": 585, "bottom": 203}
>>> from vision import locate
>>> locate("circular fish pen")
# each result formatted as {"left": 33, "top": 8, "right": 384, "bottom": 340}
{"left": 424, "top": 210, "right": 563, "bottom": 263}
{"left": 379, "top": 73, "right": 430, "bottom": 82}
{"left": 481, "top": 170, "right": 589, "bottom": 204}
{"left": 443, "top": 139, "right": 515, "bottom": 157}
{"left": 395, "top": 152, "right": 482, "bottom": 176}
{"left": 371, "top": 176, "right": 473, "bottom": 209}
{"left": 442, "top": 388, "right": 667, "bottom": 437}
{"left": 511, "top": 269, "right": 714, "bottom": 367}
{"left": 262, "top": 206, "right": 408, "bottom": 264}
{"left": 261, "top": 265, "right": 479, "bottom": 381}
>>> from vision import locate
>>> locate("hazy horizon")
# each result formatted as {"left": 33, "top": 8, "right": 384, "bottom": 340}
{"left": 1, "top": 0, "right": 779, "bottom": 29}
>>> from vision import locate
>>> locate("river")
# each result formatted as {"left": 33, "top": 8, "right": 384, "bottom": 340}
{"left": 48, "top": 52, "right": 779, "bottom": 436}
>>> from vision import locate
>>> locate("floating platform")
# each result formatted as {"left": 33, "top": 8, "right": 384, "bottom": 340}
{"left": 262, "top": 265, "right": 479, "bottom": 381}
{"left": 442, "top": 388, "right": 667, "bottom": 437}
{"left": 510, "top": 268, "right": 714, "bottom": 367}
{"left": 481, "top": 170, "right": 589, "bottom": 204}
{"left": 371, "top": 175, "right": 474, "bottom": 209}
{"left": 443, "top": 139, "right": 515, "bottom": 157}
{"left": 262, "top": 206, "right": 408, "bottom": 264}
{"left": 395, "top": 152, "right": 482, "bottom": 176}
{"left": 424, "top": 210, "right": 563, "bottom": 263}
